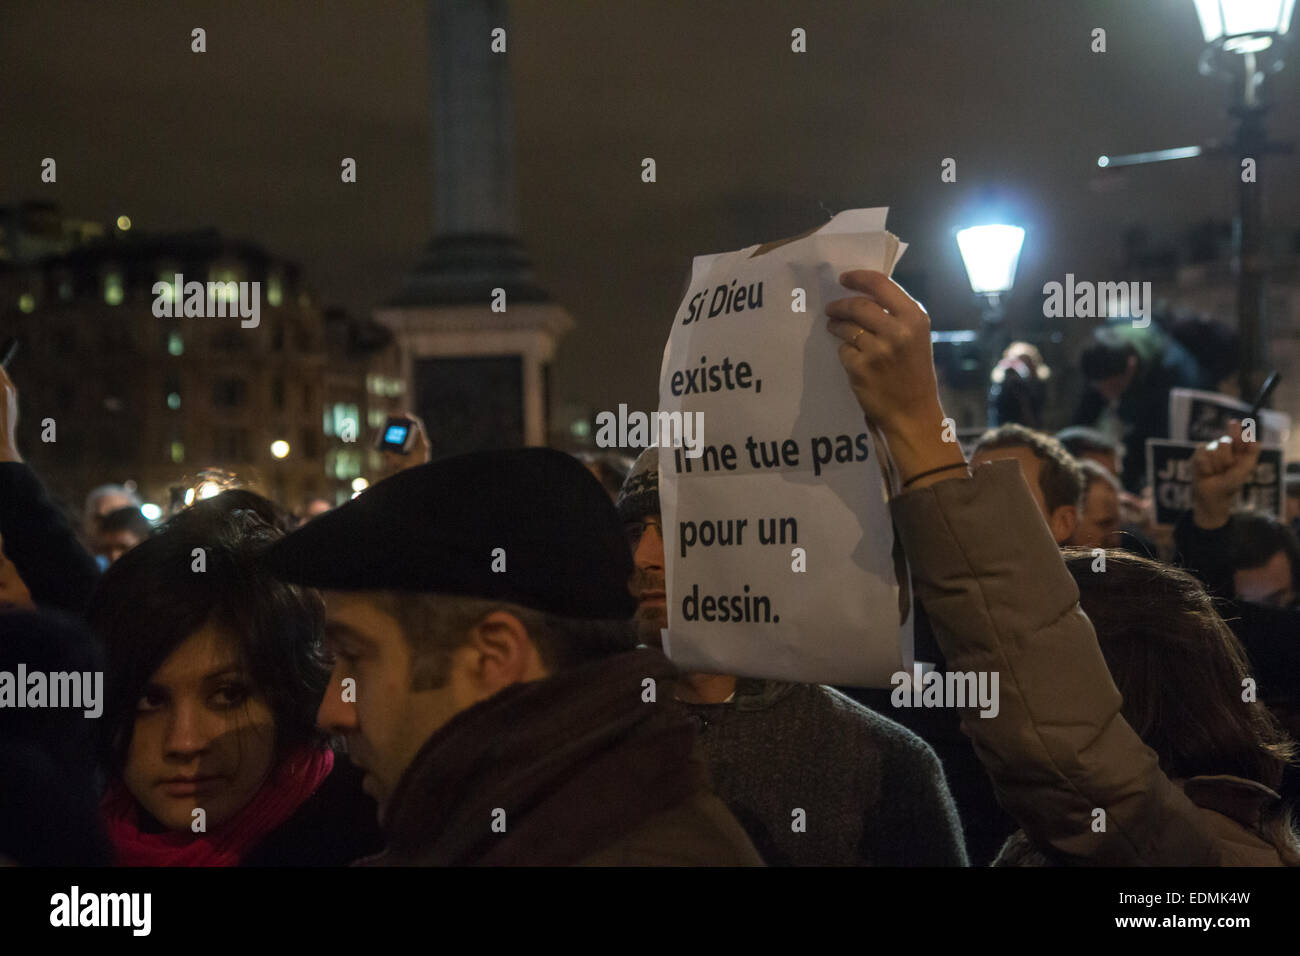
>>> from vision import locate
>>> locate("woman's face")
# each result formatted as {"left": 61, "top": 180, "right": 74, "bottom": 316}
{"left": 123, "top": 621, "right": 276, "bottom": 830}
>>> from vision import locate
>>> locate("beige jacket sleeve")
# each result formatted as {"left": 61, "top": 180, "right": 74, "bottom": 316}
{"left": 890, "top": 459, "right": 1220, "bottom": 865}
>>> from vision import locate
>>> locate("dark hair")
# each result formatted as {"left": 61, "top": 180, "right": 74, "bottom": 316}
{"left": 974, "top": 424, "right": 1085, "bottom": 513}
{"left": 1064, "top": 548, "right": 1299, "bottom": 862}
{"left": 97, "top": 506, "right": 153, "bottom": 540}
{"left": 182, "top": 489, "right": 299, "bottom": 534}
{"left": 1077, "top": 458, "right": 1121, "bottom": 493}
{"left": 1054, "top": 426, "right": 1120, "bottom": 460}
{"left": 374, "top": 592, "right": 637, "bottom": 690}
{"left": 1080, "top": 330, "right": 1138, "bottom": 382}
{"left": 1228, "top": 513, "right": 1300, "bottom": 585}
{"left": 89, "top": 503, "right": 328, "bottom": 774}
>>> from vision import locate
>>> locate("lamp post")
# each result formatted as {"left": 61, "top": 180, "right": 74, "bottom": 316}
{"left": 1196, "top": 0, "right": 1295, "bottom": 397}
{"left": 1099, "top": 1, "right": 1294, "bottom": 398}
{"left": 956, "top": 223, "right": 1026, "bottom": 367}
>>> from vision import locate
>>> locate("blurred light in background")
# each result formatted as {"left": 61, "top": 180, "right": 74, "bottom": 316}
{"left": 956, "top": 224, "right": 1026, "bottom": 296}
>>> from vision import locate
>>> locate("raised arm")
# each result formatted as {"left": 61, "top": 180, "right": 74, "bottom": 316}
{"left": 826, "top": 271, "right": 1220, "bottom": 865}
{"left": 0, "top": 366, "right": 100, "bottom": 615}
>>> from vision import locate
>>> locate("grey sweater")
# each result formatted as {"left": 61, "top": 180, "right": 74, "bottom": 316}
{"left": 680, "top": 680, "right": 968, "bottom": 866}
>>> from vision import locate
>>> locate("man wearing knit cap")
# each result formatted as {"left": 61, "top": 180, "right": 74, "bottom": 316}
{"left": 618, "top": 446, "right": 967, "bottom": 865}
{"left": 260, "top": 447, "right": 761, "bottom": 866}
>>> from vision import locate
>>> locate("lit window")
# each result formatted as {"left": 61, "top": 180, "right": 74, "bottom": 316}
{"left": 18, "top": 293, "right": 35, "bottom": 313}
{"left": 167, "top": 331, "right": 184, "bottom": 356}
{"left": 331, "top": 403, "right": 359, "bottom": 439}
{"left": 267, "top": 274, "right": 283, "bottom": 307}
{"left": 170, "top": 442, "right": 185, "bottom": 464}
{"left": 331, "top": 449, "right": 362, "bottom": 480}
{"left": 368, "top": 408, "right": 387, "bottom": 428}
{"left": 156, "top": 274, "right": 178, "bottom": 305}
{"left": 209, "top": 267, "right": 241, "bottom": 303}
{"left": 167, "top": 392, "right": 181, "bottom": 410}
{"left": 104, "top": 272, "right": 124, "bottom": 306}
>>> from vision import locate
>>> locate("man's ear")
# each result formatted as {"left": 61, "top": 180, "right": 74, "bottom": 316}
{"left": 1049, "top": 505, "right": 1079, "bottom": 546}
{"left": 462, "top": 611, "right": 547, "bottom": 699}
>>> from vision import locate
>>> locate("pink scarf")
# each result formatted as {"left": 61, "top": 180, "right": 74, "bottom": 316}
{"left": 102, "top": 747, "right": 334, "bottom": 867}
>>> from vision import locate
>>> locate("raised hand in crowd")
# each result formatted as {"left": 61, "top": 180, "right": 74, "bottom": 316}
{"left": 826, "top": 272, "right": 1298, "bottom": 866}
{"left": 1191, "top": 418, "right": 1262, "bottom": 530}
{"left": 825, "top": 270, "right": 966, "bottom": 488}
{"left": 378, "top": 412, "right": 433, "bottom": 479}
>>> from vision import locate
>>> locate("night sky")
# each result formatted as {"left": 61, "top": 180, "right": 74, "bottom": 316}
{"left": 5, "top": 0, "right": 1298, "bottom": 419}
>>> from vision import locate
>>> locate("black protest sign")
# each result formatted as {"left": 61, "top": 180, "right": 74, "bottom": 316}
{"left": 1146, "top": 438, "right": 1283, "bottom": 526}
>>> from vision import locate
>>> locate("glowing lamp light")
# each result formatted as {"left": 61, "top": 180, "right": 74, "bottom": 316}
{"left": 1194, "top": 0, "right": 1295, "bottom": 53}
{"left": 116, "top": 215, "right": 132, "bottom": 231}
{"left": 956, "top": 225, "right": 1026, "bottom": 296}
{"left": 183, "top": 487, "right": 196, "bottom": 506}
{"left": 351, "top": 477, "right": 369, "bottom": 492}
{"left": 270, "top": 440, "right": 290, "bottom": 459}
{"left": 197, "top": 480, "right": 221, "bottom": 500}
{"left": 140, "top": 503, "right": 162, "bottom": 521}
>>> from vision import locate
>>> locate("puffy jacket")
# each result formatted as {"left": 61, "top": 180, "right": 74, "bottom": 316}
{"left": 891, "top": 458, "right": 1289, "bottom": 866}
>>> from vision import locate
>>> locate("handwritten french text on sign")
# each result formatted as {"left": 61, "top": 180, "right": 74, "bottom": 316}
{"left": 1145, "top": 438, "right": 1283, "bottom": 526}
{"left": 658, "top": 208, "right": 913, "bottom": 687}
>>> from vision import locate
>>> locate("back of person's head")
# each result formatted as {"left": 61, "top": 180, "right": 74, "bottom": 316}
{"left": 1063, "top": 548, "right": 1299, "bottom": 861}
{"left": 0, "top": 611, "right": 112, "bottom": 865}
{"left": 1080, "top": 329, "right": 1139, "bottom": 382}
{"left": 1227, "top": 512, "right": 1300, "bottom": 606}
{"left": 179, "top": 488, "right": 299, "bottom": 535}
{"left": 84, "top": 483, "right": 141, "bottom": 522}
{"left": 1078, "top": 458, "right": 1120, "bottom": 494}
{"left": 974, "top": 424, "right": 1085, "bottom": 514}
{"left": 98, "top": 506, "right": 153, "bottom": 540}
{"left": 1055, "top": 426, "right": 1120, "bottom": 462}
{"left": 89, "top": 503, "right": 328, "bottom": 775}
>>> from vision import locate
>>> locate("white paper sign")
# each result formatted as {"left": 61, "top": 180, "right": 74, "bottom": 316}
{"left": 1168, "top": 388, "right": 1290, "bottom": 447}
{"left": 657, "top": 208, "right": 913, "bottom": 687}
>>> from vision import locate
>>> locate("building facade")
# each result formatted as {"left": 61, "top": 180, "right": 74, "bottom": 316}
{"left": 2, "top": 206, "right": 403, "bottom": 513}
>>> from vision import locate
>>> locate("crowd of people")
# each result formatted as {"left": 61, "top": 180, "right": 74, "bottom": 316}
{"left": 1, "top": 268, "right": 1298, "bottom": 866}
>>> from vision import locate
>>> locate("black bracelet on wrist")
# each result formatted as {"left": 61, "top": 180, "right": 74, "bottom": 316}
{"left": 902, "top": 460, "right": 969, "bottom": 488}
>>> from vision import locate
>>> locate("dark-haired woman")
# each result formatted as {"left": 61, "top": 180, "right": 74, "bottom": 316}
{"left": 90, "top": 495, "right": 382, "bottom": 866}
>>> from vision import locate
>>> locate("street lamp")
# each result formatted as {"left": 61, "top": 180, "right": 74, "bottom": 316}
{"left": 955, "top": 223, "right": 1027, "bottom": 409}
{"left": 1194, "top": 0, "right": 1294, "bottom": 58}
{"left": 956, "top": 225, "right": 1026, "bottom": 314}
{"left": 1196, "top": 0, "right": 1295, "bottom": 396}
{"left": 1101, "top": 2, "right": 1293, "bottom": 397}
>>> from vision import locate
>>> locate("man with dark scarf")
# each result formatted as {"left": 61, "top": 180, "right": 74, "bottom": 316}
{"left": 259, "top": 447, "right": 761, "bottom": 866}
